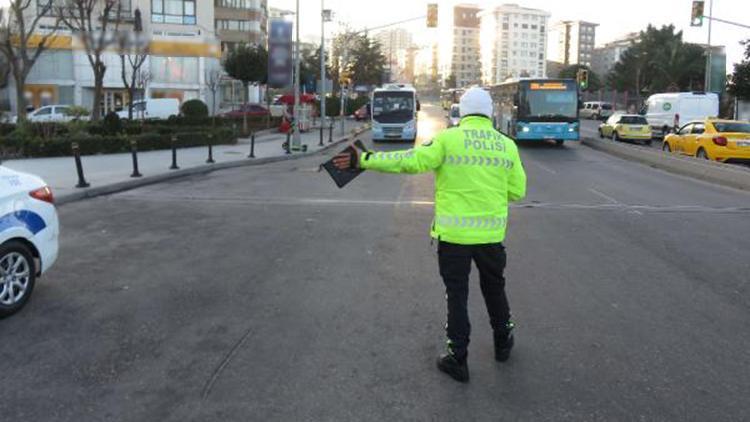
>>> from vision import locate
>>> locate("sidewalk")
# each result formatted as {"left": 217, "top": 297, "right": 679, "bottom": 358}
{"left": 2, "top": 118, "right": 369, "bottom": 203}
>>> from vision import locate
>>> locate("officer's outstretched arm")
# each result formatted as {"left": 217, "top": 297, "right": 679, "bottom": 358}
{"left": 359, "top": 139, "right": 444, "bottom": 174}
{"left": 507, "top": 146, "right": 527, "bottom": 202}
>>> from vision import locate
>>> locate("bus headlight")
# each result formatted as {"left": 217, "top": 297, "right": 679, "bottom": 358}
{"left": 521, "top": 126, "right": 530, "bottom": 133}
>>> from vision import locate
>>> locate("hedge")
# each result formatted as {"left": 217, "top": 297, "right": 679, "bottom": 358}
{"left": 1, "top": 127, "right": 236, "bottom": 158}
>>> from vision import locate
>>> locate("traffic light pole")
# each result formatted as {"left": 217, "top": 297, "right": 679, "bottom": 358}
{"left": 705, "top": 0, "right": 713, "bottom": 92}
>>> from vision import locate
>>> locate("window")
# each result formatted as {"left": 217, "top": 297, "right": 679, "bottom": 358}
{"left": 216, "top": 0, "right": 258, "bottom": 9}
{"left": 216, "top": 19, "right": 253, "bottom": 31}
{"left": 34, "top": 107, "right": 52, "bottom": 116}
{"left": 151, "top": 56, "right": 199, "bottom": 84}
{"left": 152, "top": 0, "right": 196, "bottom": 25}
{"left": 678, "top": 124, "right": 693, "bottom": 135}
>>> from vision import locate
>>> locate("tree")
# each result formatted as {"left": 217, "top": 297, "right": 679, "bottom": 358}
{"left": 558, "top": 64, "right": 602, "bottom": 92}
{"left": 223, "top": 43, "right": 268, "bottom": 102}
{"left": 607, "top": 25, "right": 705, "bottom": 94}
{"left": 729, "top": 39, "right": 750, "bottom": 99}
{"left": 223, "top": 44, "right": 268, "bottom": 134}
{"left": 205, "top": 67, "right": 222, "bottom": 124}
{"left": 445, "top": 73, "right": 457, "bottom": 89}
{"left": 300, "top": 45, "right": 330, "bottom": 92}
{"left": 118, "top": 9, "right": 147, "bottom": 120}
{"left": 346, "top": 35, "right": 386, "bottom": 87}
{"left": 58, "top": 0, "right": 124, "bottom": 122}
{"left": 0, "top": 1, "right": 60, "bottom": 121}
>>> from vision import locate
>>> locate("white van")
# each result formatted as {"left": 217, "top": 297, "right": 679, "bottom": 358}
{"left": 641, "top": 92, "right": 719, "bottom": 138}
{"left": 117, "top": 98, "right": 180, "bottom": 120}
{"left": 580, "top": 102, "right": 614, "bottom": 120}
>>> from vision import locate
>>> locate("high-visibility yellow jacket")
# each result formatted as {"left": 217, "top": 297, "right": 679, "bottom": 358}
{"left": 360, "top": 115, "right": 526, "bottom": 245}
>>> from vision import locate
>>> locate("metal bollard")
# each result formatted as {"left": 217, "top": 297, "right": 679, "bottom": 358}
{"left": 319, "top": 124, "right": 324, "bottom": 146}
{"left": 285, "top": 131, "right": 291, "bottom": 154}
{"left": 130, "top": 139, "right": 142, "bottom": 178}
{"left": 169, "top": 135, "right": 180, "bottom": 170}
{"left": 206, "top": 133, "right": 215, "bottom": 164}
{"left": 71, "top": 142, "right": 90, "bottom": 188}
{"left": 328, "top": 121, "right": 333, "bottom": 143}
{"left": 248, "top": 131, "right": 256, "bottom": 158}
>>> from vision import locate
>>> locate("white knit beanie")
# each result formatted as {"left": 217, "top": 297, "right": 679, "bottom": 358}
{"left": 459, "top": 87, "right": 493, "bottom": 118}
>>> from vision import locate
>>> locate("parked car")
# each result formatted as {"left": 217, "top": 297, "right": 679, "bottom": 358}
{"left": 599, "top": 113, "right": 652, "bottom": 145}
{"left": 117, "top": 98, "right": 180, "bottom": 120}
{"left": 221, "top": 104, "right": 270, "bottom": 119}
{"left": 663, "top": 119, "right": 750, "bottom": 163}
{"left": 11, "top": 105, "right": 75, "bottom": 123}
{"left": 641, "top": 92, "right": 719, "bottom": 139}
{"left": 0, "top": 166, "right": 59, "bottom": 318}
{"left": 354, "top": 103, "right": 370, "bottom": 121}
{"left": 580, "top": 102, "right": 614, "bottom": 120}
{"left": 446, "top": 103, "right": 461, "bottom": 127}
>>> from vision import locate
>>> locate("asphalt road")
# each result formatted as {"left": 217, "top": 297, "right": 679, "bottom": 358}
{"left": 2, "top": 103, "right": 750, "bottom": 421}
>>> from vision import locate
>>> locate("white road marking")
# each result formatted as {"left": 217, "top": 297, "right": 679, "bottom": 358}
{"left": 588, "top": 188, "right": 619, "bottom": 204}
{"left": 529, "top": 160, "right": 558, "bottom": 175}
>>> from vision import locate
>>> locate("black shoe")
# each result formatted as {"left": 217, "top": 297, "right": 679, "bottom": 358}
{"left": 494, "top": 323, "right": 515, "bottom": 362}
{"left": 437, "top": 353, "right": 469, "bottom": 383}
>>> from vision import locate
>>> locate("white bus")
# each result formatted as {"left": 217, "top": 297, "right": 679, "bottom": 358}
{"left": 371, "top": 84, "right": 419, "bottom": 143}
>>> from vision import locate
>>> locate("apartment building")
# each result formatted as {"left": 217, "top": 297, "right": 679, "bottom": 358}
{"left": 591, "top": 32, "right": 639, "bottom": 78}
{"left": 479, "top": 3, "right": 550, "bottom": 85}
{"left": 215, "top": 0, "right": 268, "bottom": 52}
{"left": 438, "top": 4, "right": 482, "bottom": 88}
{"left": 4, "top": 0, "right": 222, "bottom": 115}
{"left": 551, "top": 20, "right": 598, "bottom": 67}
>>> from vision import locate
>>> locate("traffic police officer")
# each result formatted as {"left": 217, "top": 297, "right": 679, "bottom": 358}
{"left": 333, "top": 87, "right": 527, "bottom": 382}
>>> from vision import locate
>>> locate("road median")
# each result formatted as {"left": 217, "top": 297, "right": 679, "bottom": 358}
{"left": 581, "top": 136, "right": 750, "bottom": 192}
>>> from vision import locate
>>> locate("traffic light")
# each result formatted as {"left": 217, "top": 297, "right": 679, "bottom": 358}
{"left": 691, "top": 1, "right": 704, "bottom": 27}
{"left": 427, "top": 4, "right": 438, "bottom": 28}
{"left": 577, "top": 68, "right": 589, "bottom": 90}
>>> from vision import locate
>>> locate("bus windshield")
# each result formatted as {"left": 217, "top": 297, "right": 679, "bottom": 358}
{"left": 518, "top": 83, "right": 578, "bottom": 121}
{"left": 372, "top": 92, "right": 415, "bottom": 124}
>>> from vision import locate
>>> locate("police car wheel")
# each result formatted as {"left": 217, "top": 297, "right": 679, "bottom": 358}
{"left": 0, "top": 241, "right": 37, "bottom": 318}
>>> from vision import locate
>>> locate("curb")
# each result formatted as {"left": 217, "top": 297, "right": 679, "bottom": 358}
{"left": 57, "top": 124, "right": 371, "bottom": 206}
{"left": 581, "top": 136, "right": 750, "bottom": 192}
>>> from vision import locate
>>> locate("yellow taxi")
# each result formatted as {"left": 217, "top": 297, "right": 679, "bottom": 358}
{"left": 598, "top": 113, "right": 652, "bottom": 145}
{"left": 663, "top": 119, "right": 750, "bottom": 163}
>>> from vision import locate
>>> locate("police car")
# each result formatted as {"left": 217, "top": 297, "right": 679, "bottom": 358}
{"left": 0, "top": 166, "right": 59, "bottom": 318}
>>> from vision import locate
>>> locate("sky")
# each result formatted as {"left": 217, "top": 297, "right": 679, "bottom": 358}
{"left": 271, "top": 0, "right": 750, "bottom": 73}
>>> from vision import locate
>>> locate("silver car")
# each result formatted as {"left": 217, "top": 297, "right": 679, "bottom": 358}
{"left": 447, "top": 104, "right": 461, "bottom": 127}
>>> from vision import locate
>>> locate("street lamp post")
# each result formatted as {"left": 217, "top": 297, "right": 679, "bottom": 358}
{"left": 321, "top": 4, "right": 331, "bottom": 133}
{"left": 293, "top": 0, "right": 301, "bottom": 150}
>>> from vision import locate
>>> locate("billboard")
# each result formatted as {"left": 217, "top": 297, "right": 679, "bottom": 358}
{"left": 708, "top": 48, "right": 726, "bottom": 94}
{"left": 268, "top": 20, "right": 293, "bottom": 89}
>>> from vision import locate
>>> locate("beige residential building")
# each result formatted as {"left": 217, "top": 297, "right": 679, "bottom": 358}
{"left": 479, "top": 3, "right": 550, "bottom": 85}
{"left": 438, "top": 3, "right": 482, "bottom": 88}
{"left": 551, "top": 20, "right": 598, "bottom": 67}
{"left": 214, "top": 0, "right": 268, "bottom": 52}
{"left": 4, "top": 0, "right": 222, "bottom": 114}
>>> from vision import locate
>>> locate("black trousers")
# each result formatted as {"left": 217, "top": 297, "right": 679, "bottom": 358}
{"left": 438, "top": 241, "right": 511, "bottom": 357}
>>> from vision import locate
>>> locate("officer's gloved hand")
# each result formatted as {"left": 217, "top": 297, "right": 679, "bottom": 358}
{"left": 332, "top": 145, "right": 360, "bottom": 170}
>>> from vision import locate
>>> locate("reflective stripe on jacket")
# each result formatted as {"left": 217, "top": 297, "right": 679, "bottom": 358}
{"left": 360, "top": 115, "right": 527, "bottom": 245}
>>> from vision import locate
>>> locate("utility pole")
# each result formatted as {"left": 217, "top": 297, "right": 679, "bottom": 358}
{"left": 293, "top": 0, "right": 301, "bottom": 150}
{"left": 705, "top": 0, "right": 714, "bottom": 92}
{"left": 320, "top": 3, "right": 331, "bottom": 130}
